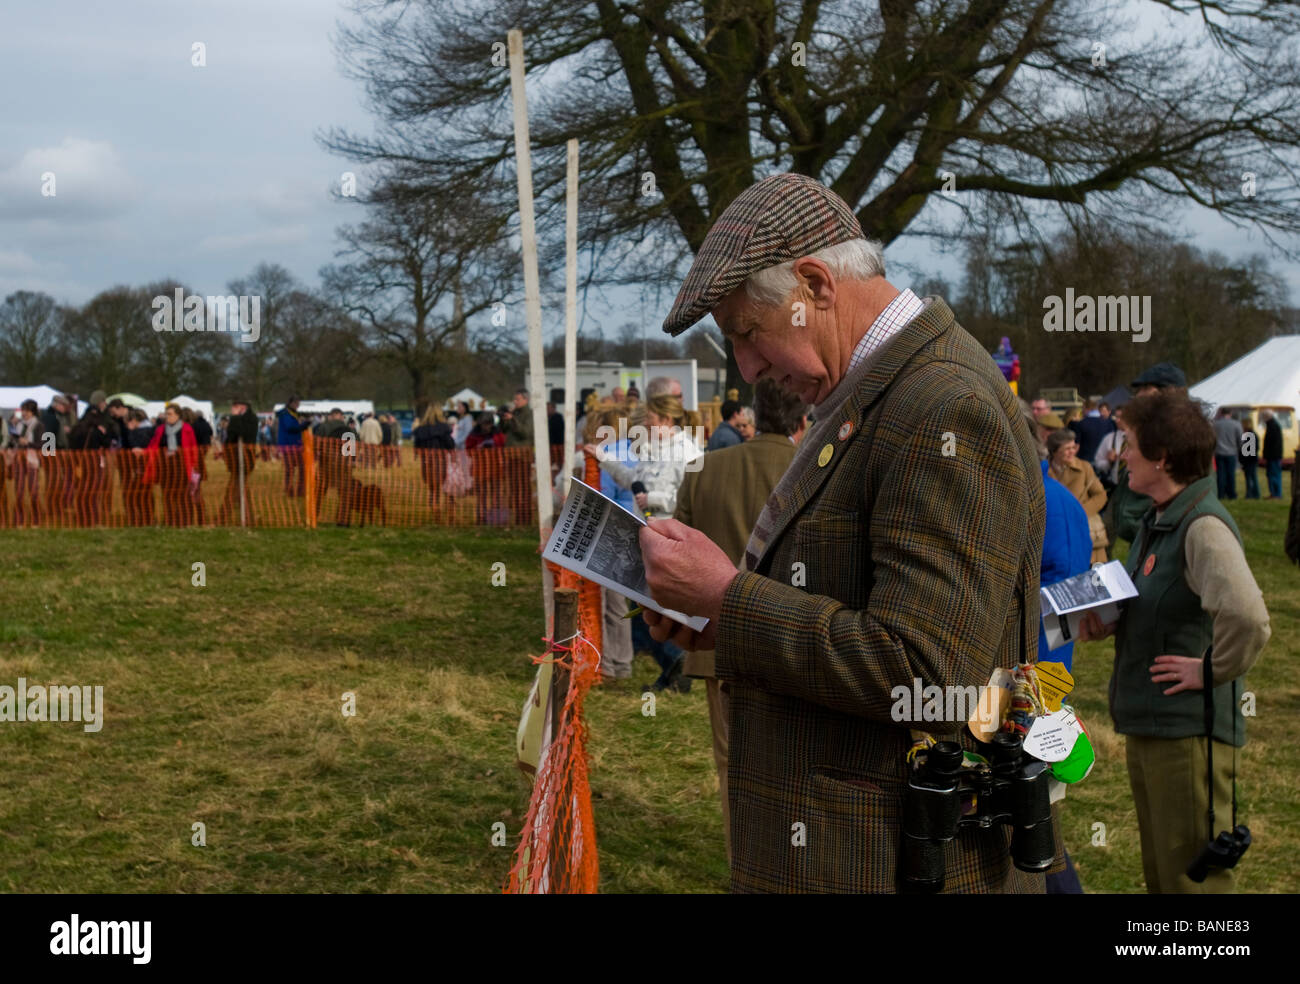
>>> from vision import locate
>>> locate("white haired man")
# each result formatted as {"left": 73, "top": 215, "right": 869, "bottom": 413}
{"left": 638, "top": 172, "right": 1049, "bottom": 893}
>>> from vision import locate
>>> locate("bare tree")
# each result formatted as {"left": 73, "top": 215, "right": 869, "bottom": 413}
{"left": 320, "top": 179, "right": 517, "bottom": 403}
{"left": 60, "top": 286, "right": 148, "bottom": 394}
{"left": 324, "top": 0, "right": 1300, "bottom": 399}
{"left": 227, "top": 262, "right": 298, "bottom": 409}
{"left": 0, "top": 290, "right": 62, "bottom": 384}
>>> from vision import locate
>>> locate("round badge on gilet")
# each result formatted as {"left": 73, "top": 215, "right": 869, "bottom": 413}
{"left": 1142, "top": 554, "right": 1156, "bottom": 577}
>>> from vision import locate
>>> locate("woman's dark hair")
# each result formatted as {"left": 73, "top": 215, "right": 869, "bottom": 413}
{"left": 1119, "top": 391, "right": 1214, "bottom": 486}
{"left": 21, "top": 399, "right": 38, "bottom": 413}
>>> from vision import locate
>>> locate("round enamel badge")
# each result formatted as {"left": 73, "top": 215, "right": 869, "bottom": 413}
{"left": 1143, "top": 554, "right": 1156, "bottom": 576}
{"left": 838, "top": 420, "right": 854, "bottom": 440}
{"left": 818, "top": 444, "right": 834, "bottom": 467}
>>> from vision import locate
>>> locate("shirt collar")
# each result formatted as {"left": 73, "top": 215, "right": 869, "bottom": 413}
{"left": 814, "top": 288, "right": 925, "bottom": 411}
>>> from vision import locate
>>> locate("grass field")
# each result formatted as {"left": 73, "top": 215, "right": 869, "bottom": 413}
{"left": 0, "top": 491, "right": 1294, "bottom": 893}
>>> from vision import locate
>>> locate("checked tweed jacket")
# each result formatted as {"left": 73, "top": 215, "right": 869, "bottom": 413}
{"left": 713, "top": 297, "right": 1049, "bottom": 893}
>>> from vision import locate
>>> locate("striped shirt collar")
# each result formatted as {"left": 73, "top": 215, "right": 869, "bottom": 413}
{"left": 813, "top": 288, "right": 925, "bottom": 411}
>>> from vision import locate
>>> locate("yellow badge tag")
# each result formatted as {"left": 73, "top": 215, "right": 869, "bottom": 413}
{"left": 1035, "top": 661, "right": 1075, "bottom": 713}
{"left": 818, "top": 444, "right": 833, "bottom": 466}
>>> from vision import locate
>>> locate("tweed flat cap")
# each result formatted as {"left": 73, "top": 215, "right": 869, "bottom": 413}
{"left": 662, "top": 173, "right": 865, "bottom": 336}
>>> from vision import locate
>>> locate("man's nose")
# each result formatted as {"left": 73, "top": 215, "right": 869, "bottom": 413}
{"left": 732, "top": 340, "right": 766, "bottom": 383}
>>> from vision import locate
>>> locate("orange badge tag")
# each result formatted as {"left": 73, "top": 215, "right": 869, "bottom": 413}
{"left": 838, "top": 421, "right": 854, "bottom": 440}
{"left": 1143, "top": 554, "right": 1156, "bottom": 576}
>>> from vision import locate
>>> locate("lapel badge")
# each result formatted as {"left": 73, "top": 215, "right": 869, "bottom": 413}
{"left": 838, "top": 420, "right": 854, "bottom": 441}
{"left": 1142, "top": 554, "right": 1156, "bottom": 576}
{"left": 817, "top": 444, "right": 833, "bottom": 467}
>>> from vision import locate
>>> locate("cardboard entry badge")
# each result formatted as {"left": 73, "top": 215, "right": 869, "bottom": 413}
{"left": 1022, "top": 708, "right": 1082, "bottom": 763}
{"left": 968, "top": 667, "right": 1016, "bottom": 742}
{"left": 1035, "top": 661, "right": 1075, "bottom": 712}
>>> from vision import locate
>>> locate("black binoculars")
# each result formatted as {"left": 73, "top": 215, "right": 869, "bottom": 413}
{"left": 1186, "top": 824, "right": 1251, "bottom": 883}
{"left": 900, "top": 734, "right": 1055, "bottom": 893}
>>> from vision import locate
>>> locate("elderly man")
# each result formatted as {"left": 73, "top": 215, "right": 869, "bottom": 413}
{"left": 639, "top": 172, "right": 1047, "bottom": 894}
{"left": 647, "top": 375, "right": 683, "bottom": 399}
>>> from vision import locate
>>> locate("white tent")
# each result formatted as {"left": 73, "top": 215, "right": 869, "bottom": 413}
{"left": 0, "top": 385, "right": 88, "bottom": 417}
{"left": 274, "top": 400, "right": 375, "bottom": 418}
{"left": 449, "top": 388, "right": 486, "bottom": 409}
{"left": 1189, "top": 336, "right": 1300, "bottom": 411}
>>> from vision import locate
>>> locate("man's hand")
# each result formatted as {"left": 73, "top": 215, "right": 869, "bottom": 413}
{"left": 1150, "top": 654, "right": 1204, "bottom": 694}
{"left": 639, "top": 518, "right": 736, "bottom": 651}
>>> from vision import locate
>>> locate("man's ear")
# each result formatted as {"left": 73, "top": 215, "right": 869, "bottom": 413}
{"left": 791, "top": 256, "right": 835, "bottom": 309}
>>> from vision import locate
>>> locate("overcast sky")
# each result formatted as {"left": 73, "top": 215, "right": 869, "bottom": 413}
{"left": 2, "top": 0, "right": 1295, "bottom": 349}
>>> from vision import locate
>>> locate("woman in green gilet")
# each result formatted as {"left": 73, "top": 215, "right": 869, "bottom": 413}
{"left": 1078, "top": 391, "right": 1270, "bottom": 893}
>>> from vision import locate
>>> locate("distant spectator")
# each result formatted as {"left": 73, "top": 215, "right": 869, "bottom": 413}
{"left": 414, "top": 405, "right": 455, "bottom": 519}
{"left": 501, "top": 389, "right": 534, "bottom": 525}
{"left": 646, "top": 376, "right": 682, "bottom": 400}
{"left": 121, "top": 408, "right": 154, "bottom": 526}
{"left": 547, "top": 402, "right": 565, "bottom": 447}
{"left": 1048, "top": 428, "right": 1109, "bottom": 563}
{"left": 276, "top": 397, "right": 309, "bottom": 496}
{"left": 1260, "top": 409, "right": 1284, "bottom": 499}
{"left": 453, "top": 400, "right": 475, "bottom": 448}
{"left": 501, "top": 388, "right": 533, "bottom": 448}
{"left": 707, "top": 400, "right": 745, "bottom": 451}
{"left": 358, "top": 412, "right": 383, "bottom": 468}
{"left": 68, "top": 408, "right": 111, "bottom": 526}
{"left": 1069, "top": 398, "right": 1115, "bottom": 466}
{"left": 735, "top": 406, "right": 755, "bottom": 441}
{"left": 1239, "top": 416, "right": 1260, "bottom": 500}
{"left": 143, "top": 403, "right": 199, "bottom": 527}
{"left": 1093, "top": 407, "right": 1124, "bottom": 492}
{"left": 187, "top": 409, "right": 213, "bottom": 524}
{"left": 466, "top": 411, "right": 505, "bottom": 525}
{"left": 1212, "top": 407, "right": 1243, "bottom": 500}
{"left": 12, "top": 399, "right": 44, "bottom": 526}
{"left": 1031, "top": 397, "right": 1051, "bottom": 419}
{"left": 218, "top": 399, "right": 259, "bottom": 525}
{"left": 41, "top": 394, "right": 75, "bottom": 518}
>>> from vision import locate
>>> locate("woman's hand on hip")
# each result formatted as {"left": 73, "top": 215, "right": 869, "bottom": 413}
{"left": 1150, "top": 654, "right": 1204, "bottom": 694}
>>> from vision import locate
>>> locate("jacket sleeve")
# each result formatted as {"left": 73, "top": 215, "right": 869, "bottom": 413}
{"left": 598, "top": 456, "right": 636, "bottom": 491}
{"left": 1184, "top": 516, "right": 1271, "bottom": 684}
{"left": 674, "top": 469, "right": 695, "bottom": 526}
{"left": 713, "top": 393, "right": 1032, "bottom": 727}
{"left": 1080, "top": 462, "right": 1107, "bottom": 515}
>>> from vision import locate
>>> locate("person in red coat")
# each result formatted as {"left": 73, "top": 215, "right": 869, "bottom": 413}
{"left": 142, "top": 403, "right": 199, "bottom": 526}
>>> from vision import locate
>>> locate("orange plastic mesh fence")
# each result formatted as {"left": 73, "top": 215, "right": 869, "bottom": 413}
{"left": 0, "top": 441, "right": 566, "bottom": 529}
{"left": 504, "top": 452, "right": 605, "bottom": 894}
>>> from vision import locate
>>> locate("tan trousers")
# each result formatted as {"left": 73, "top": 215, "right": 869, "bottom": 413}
{"left": 706, "top": 678, "right": 731, "bottom": 865}
{"left": 1125, "top": 734, "right": 1240, "bottom": 894}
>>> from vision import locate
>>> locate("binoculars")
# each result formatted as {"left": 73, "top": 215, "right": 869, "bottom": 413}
{"left": 1186, "top": 824, "right": 1251, "bottom": 883}
{"left": 900, "top": 734, "right": 1055, "bottom": 893}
